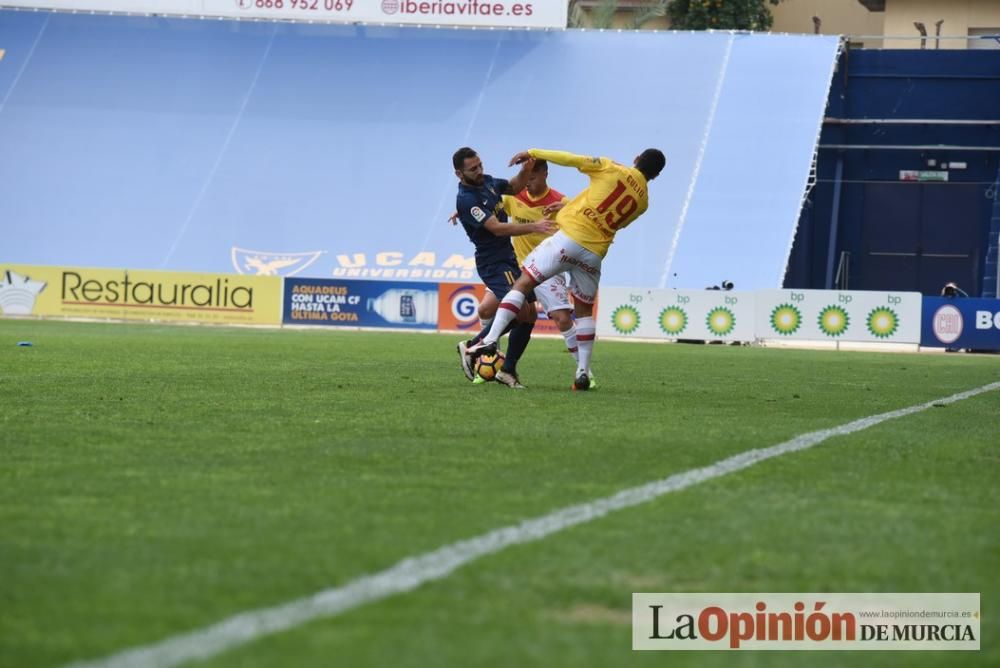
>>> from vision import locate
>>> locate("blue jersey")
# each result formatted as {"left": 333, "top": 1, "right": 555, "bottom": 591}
{"left": 456, "top": 175, "right": 516, "bottom": 266}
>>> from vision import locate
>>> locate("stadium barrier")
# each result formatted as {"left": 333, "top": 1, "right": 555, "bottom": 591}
{"left": 597, "top": 287, "right": 924, "bottom": 346}
{"left": 596, "top": 286, "right": 754, "bottom": 343}
{"left": 437, "top": 281, "right": 588, "bottom": 338}
{"left": 282, "top": 277, "right": 588, "bottom": 335}
{"left": 284, "top": 277, "right": 438, "bottom": 330}
{"left": 754, "top": 289, "right": 922, "bottom": 345}
{"left": 921, "top": 297, "right": 1000, "bottom": 352}
{"left": 11, "top": 265, "right": 998, "bottom": 350}
{"left": 0, "top": 264, "right": 282, "bottom": 325}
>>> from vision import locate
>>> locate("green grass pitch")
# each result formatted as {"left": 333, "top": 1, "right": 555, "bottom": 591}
{"left": 1, "top": 319, "right": 997, "bottom": 667}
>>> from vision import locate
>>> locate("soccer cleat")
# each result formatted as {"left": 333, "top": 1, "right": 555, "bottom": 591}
{"left": 573, "top": 371, "right": 591, "bottom": 391}
{"left": 465, "top": 340, "right": 497, "bottom": 358}
{"left": 457, "top": 340, "right": 476, "bottom": 381}
{"left": 586, "top": 371, "right": 597, "bottom": 390}
{"left": 472, "top": 374, "right": 486, "bottom": 385}
{"left": 495, "top": 369, "right": 526, "bottom": 389}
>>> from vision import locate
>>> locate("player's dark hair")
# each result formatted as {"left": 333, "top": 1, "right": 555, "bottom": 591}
{"left": 453, "top": 147, "right": 478, "bottom": 170}
{"left": 636, "top": 148, "right": 666, "bottom": 181}
{"left": 532, "top": 159, "right": 548, "bottom": 173}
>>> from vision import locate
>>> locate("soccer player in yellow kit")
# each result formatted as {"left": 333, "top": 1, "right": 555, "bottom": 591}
{"left": 467, "top": 147, "right": 666, "bottom": 391}
{"left": 500, "top": 160, "right": 587, "bottom": 376}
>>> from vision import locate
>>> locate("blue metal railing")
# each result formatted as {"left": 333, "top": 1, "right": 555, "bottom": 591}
{"left": 982, "top": 167, "right": 1000, "bottom": 298}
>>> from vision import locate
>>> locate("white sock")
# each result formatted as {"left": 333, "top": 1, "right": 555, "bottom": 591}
{"left": 561, "top": 323, "right": 579, "bottom": 363}
{"left": 576, "top": 316, "right": 595, "bottom": 375}
{"left": 484, "top": 290, "right": 525, "bottom": 345}
{"left": 479, "top": 317, "right": 490, "bottom": 330}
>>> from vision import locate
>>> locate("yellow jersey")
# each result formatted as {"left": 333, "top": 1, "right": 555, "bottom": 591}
{"left": 501, "top": 187, "right": 568, "bottom": 265}
{"left": 528, "top": 149, "right": 649, "bottom": 258}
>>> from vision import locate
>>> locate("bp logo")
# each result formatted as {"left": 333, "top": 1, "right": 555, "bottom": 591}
{"left": 611, "top": 305, "right": 640, "bottom": 335}
{"left": 659, "top": 307, "right": 687, "bottom": 335}
{"left": 867, "top": 307, "right": 899, "bottom": 338}
{"left": 770, "top": 303, "right": 802, "bottom": 335}
{"left": 705, "top": 307, "right": 735, "bottom": 336}
{"left": 817, "top": 305, "right": 850, "bottom": 337}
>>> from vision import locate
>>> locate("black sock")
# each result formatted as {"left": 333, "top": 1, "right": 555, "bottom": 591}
{"left": 502, "top": 320, "right": 534, "bottom": 373}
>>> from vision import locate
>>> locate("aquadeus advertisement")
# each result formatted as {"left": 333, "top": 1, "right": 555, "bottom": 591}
{"left": 0, "top": 265, "right": 283, "bottom": 325}
{"left": 283, "top": 277, "right": 438, "bottom": 329}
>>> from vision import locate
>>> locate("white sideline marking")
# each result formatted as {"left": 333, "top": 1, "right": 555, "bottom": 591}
{"left": 69, "top": 381, "right": 1000, "bottom": 668}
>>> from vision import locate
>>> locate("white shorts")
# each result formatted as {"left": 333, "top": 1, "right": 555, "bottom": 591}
{"left": 534, "top": 272, "right": 573, "bottom": 314}
{"left": 521, "top": 231, "right": 602, "bottom": 305}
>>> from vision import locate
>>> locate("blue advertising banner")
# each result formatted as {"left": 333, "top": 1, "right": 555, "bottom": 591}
{"left": 284, "top": 278, "right": 438, "bottom": 329}
{"left": 921, "top": 297, "right": 1000, "bottom": 351}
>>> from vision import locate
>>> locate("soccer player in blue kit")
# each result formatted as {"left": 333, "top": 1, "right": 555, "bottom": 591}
{"left": 452, "top": 146, "right": 555, "bottom": 389}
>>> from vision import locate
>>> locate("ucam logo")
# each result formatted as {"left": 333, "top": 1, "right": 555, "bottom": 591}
{"left": 333, "top": 251, "right": 475, "bottom": 280}
{"left": 231, "top": 247, "right": 324, "bottom": 277}
{"left": 0, "top": 270, "right": 46, "bottom": 315}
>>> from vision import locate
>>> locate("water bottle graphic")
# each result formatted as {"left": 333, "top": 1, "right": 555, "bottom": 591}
{"left": 367, "top": 288, "right": 438, "bottom": 325}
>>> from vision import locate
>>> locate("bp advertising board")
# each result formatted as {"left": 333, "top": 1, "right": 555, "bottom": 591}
{"left": 755, "top": 290, "right": 922, "bottom": 344}
{"left": 596, "top": 288, "right": 756, "bottom": 342}
{"left": 284, "top": 278, "right": 438, "bottom": 329}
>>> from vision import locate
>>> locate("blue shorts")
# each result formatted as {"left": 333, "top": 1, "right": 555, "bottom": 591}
{"left": 477, "top": 259, "right": 521, "bottom": 301}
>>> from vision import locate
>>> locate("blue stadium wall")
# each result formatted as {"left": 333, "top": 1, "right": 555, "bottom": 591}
{"left": 0, "top": 9, "right": 839, "bottom": 292}
{"left": 785, "top": 48, "right": 1000, "bottom": 297}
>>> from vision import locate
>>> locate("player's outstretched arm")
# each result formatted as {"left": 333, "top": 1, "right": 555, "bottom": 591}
{"left": 509, "top": 151, "right": 533, "bottom": 166}
{"left": 484, "top": 216, "right": 556, "bottom": 238}
{"left": 518, "top": 149, "right": 603, "bottom": 172}
{"left": 505, "top": 156, "right": 536, "bottom": 195}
